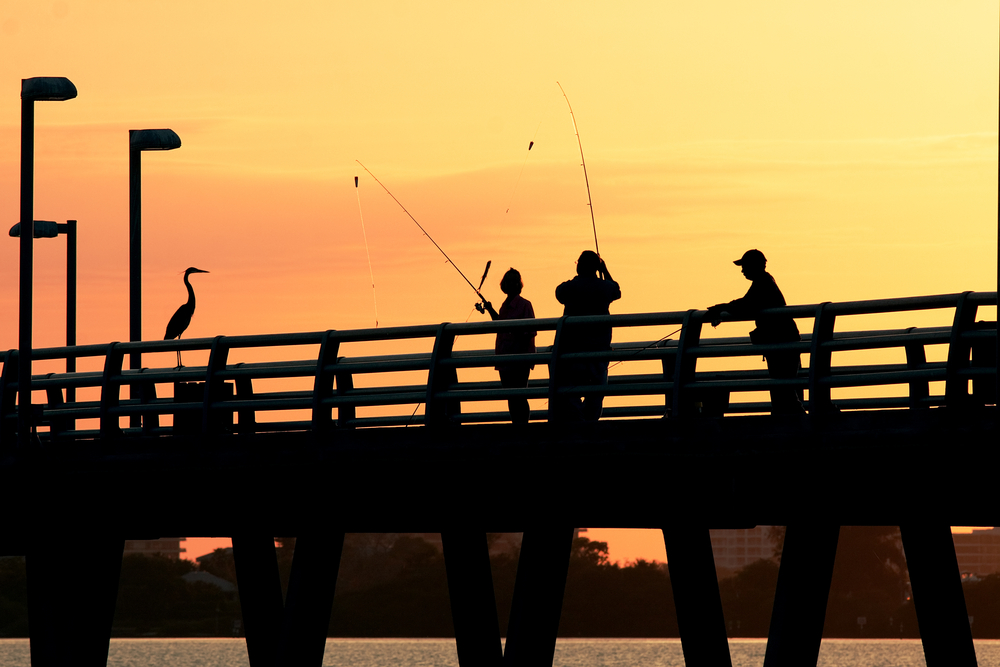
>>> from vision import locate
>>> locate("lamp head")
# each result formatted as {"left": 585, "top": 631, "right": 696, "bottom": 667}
{"left": 21, "top": 77, "right": 77, "bottom": 102}
{"left": 130, "top": 129, "right": 181, "bottom": 151}
{"left": 9, "top": 221, "right": 60, "bottom": 238}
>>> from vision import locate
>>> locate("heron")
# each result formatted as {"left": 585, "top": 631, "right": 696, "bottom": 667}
{"left": 164, "top": 267, "right": 209, "bottom": 367}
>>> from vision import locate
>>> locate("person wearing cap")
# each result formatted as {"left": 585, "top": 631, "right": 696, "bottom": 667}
{"left": 706, "top": 250, "right": 804, "bottom": 415}
{"left": 552, "top": 250, "right": 622, "bottom": 422}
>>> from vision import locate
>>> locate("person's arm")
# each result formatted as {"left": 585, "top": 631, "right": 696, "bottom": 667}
{"left": 707, "top": 283, "right": 758, "bottom": 327}
{"left": 725, "top": 282, "right": 764, "bottom": 317}
{"left": 555, "top": 280, "right": 570, "bottom": 305}
{"left": 521, "top": 299, "right": 537, "bottom": 342}
{"left": 605, "top": 280, "right": 622, "bottom": 302}
{"left": 599, "top": 259, "right": 613, "bottom": 282}
{"left": 705, "top": 303, "right": 725, "bottom": 327}
{"left": 709, "top": 282, "right": 762, "bottom": 319}
{"left": 484, "top": 301, "right": 499, "bottom": 320}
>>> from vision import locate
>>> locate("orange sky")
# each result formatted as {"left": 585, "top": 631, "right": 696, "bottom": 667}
{"left": 2, "top": 2, "right": 998, "bottom": 562}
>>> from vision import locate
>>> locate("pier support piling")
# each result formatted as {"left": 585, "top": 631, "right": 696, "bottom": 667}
{"left": 763, "top": 524, "right": 839, "bottom": 667}
{"left": 278, "top": 534, "right": 345, "bottom": 667}
{"left": 26, "top": 536, "right": 123, "bottom": 667}
{"left": 233, "top": 536, "right": 285, "bottom": 667}
{"left": 900, "top": 524, "right": 977, "bottom": 667}
{"left": 503, "top": 528, "right": 575, "bottom": 667}
{"left": 662, "top": 526, "right": 732, "bottom": 667}
{"left": 442, "top": 532, "right": 503, "bottom": 667}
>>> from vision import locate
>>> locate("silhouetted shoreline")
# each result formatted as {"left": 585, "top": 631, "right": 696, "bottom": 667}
{"left": 3, "top": 533, "right": 1000, "bottom": 639}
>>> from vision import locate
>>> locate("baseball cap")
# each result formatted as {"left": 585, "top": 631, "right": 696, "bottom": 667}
{"left": 734, "top": 249, "right": 766, "bottom": 266}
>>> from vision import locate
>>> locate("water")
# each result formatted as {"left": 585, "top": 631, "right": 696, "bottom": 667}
{"left": 0, "top": 637, "right": 999, "bottom": 666}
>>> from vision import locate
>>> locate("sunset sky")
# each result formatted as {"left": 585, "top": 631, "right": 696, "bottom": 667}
{"left": 1, "top": 2, "right": 997, "bottom": 562}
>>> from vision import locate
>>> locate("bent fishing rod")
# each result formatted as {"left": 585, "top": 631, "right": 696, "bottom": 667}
{"left": 558, "top": 81, "right": 599, "bottom": 256}
{"left": 356, "top": 160, "right": 492, "bottom": 308}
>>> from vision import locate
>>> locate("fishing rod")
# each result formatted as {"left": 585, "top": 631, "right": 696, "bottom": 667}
{"left": 356, "top": 160, "right": 492, "bottom": 308}
{"left": 473, "top": 261, "right": 492, "bottom": 314}
{"left": 607, "top": 326, "right": 684, "bottom": 370}
{"left": 354, "top": 176, "right": 379, "bottom": 327}
{"left": 465, "top": 260, "right": 494, "bottom": 320}
{"left": 557, "top": 81, "right": 599, "bottom": 255}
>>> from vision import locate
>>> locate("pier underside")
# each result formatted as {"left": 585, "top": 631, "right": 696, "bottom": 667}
{"left": 1, "top": 407, "right": 994, "bottom": 667}
{"left": 2, "top": 406, "right": 995, "bottom": 537}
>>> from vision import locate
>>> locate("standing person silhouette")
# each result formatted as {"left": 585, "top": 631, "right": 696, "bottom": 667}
{"left": 706, "top": 249, "right": 804, "bottom": 415}
{"left": 482, "top": 269, "right": 536, "bottom": 424}
{"left": 553, "top": 251, "right": 622, "bottom": 422}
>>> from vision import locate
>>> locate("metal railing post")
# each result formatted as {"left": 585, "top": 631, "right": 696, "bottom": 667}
{"left": 547, "top": 318, "right": 567, "bottom": 423}
{"left": 311, "top": 330, "right": 341, "bottom": 435}
{"left": 904, "top": 331, "right": 930, "bottom": 409}
{"left": 44, "top": 379, "right": 71, "bottom": 437}
{"left": 137, "top": 373, "right": 159, "bottom": 435}
{"left": 671, "top": 310, "right": 701, "bottom": 418}
{"left": 234, "top": 372, "right": 256, "bottom": 435}
{"left": 202, "top": 336, "right": 231, "bottom": 436}
{"left": 99, "top": 343, "right": 124, "bottom": 439}
{"left": 0, "top": 350, "right": 18, "bottom": 451}
{"left": 659, "top": 339, "right": 678, "bottom": 417}
{"left": 945, "top": 292, "right": 977, "bottom": 407}
{"left": 426, "top": 323, "right": 457, "bottom": 427}
{"left": 335, "top": 368, "right": 355, "bottom": 428}
{"left": 807, "top": 302, "right": 835, "bottom": 415}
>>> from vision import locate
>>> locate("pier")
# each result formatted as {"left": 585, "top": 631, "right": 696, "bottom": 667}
{"left": 1, "top": 290, "right": 996, "bottom": 667}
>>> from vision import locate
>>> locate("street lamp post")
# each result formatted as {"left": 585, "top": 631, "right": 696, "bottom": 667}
{"left": 10, "top": 219, "right": 78, "bottom": 403}
{"left": 19, "top": 77, "right": 77, "bottom": 448}
{"left": 128, "top": 129, "right": 181, "bottom": 374}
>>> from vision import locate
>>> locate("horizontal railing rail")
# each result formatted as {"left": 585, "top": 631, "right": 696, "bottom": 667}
{"left": 0, "top": 291, "right": 994, "bottom": 448}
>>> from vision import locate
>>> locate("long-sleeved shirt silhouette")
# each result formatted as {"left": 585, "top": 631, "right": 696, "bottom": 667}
{"left": 555, "top": 275, "right": 622, "bottom": 352}
{"left": 713, "top": 271, "right": 799, "bottom": 344}
{"left": 553, "top": 267, "right": 621, "bottom": 423}
{"left": 710, "top": 268, "right": 803, "bottom": 414}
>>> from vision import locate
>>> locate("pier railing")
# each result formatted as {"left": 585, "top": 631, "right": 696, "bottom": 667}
{"left": 0, "top": 291, "right": 994, "bottom": 445}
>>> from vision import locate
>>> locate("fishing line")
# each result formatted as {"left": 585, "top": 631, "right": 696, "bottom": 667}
{"left": 355, "top": 176, "right": 379, "bottom": 327}
{"left": 557, "top": 82, "right": 599, "bottom": 255}
{"left": 406, "top": 401, "right": 422, "bottom": 427}
{"left": 607, "top": 326, "right": 684, "bottom": 370}
{"left": 539, "top": 326, "right": 686, "bottom": 410}
{"left": 356, "top": 160, "right": 490, "bottom": 305}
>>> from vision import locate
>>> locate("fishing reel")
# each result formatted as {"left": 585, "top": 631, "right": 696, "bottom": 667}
{"left": 474, "top": 302, "right": 486, "bottom": 314}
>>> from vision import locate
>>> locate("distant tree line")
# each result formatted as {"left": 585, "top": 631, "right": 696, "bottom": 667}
{"left": 1, "top": 529, "right": 999, "bottom": 638}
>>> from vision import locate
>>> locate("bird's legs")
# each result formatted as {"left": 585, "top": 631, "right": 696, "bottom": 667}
{"left": 175, "top": 335, "right": 183, "bottom": 369}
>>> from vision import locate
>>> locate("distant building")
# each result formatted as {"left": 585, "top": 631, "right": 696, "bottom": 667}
{"left": 953, "top": 527, "right": 1000, "bottom": 576}
{"left": 709, "top": 526, "right": 778, "bottom": 577}
{"left": 123, "top": 538, "right": 186, "bottom": 559}
{"left": 182, "top": 570, "right": 236, "bottom": 593}
{"left": 196, "top": 547, "right": 232, "bottom": 567}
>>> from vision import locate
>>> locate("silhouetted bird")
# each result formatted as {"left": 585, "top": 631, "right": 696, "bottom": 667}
{"left": 164, "top": 267, "right": 209, "bottom": 367}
